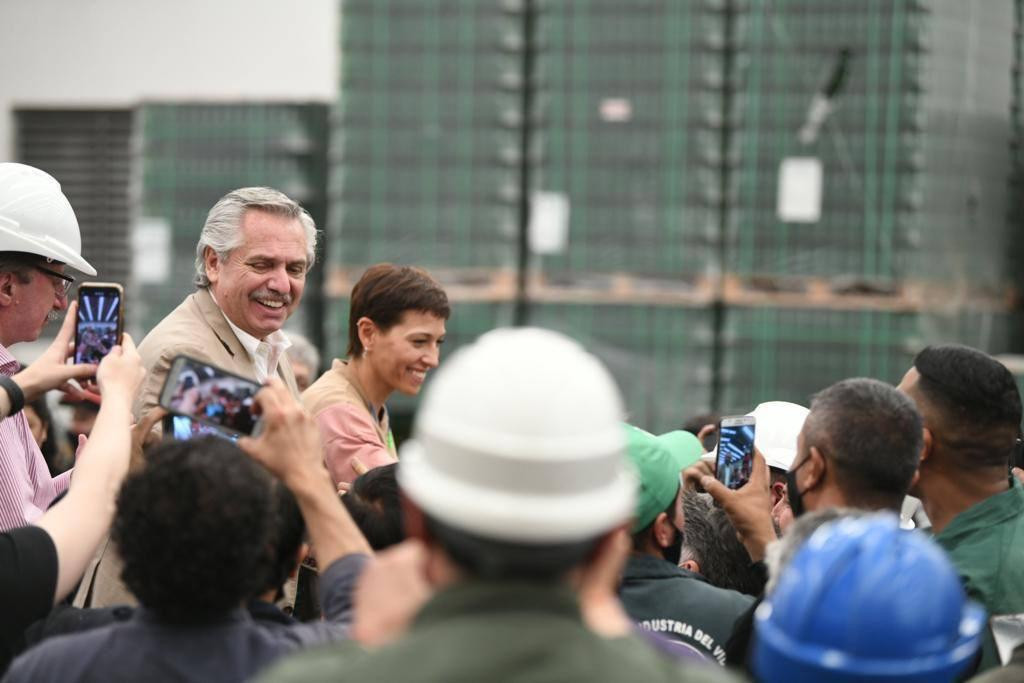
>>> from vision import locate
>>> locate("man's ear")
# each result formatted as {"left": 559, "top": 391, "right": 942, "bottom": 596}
{"left": 652, "top": 511, "right": 674, "bottom": 550}
{"left": 0, "top": 271, "right": 17, "bottom": 306}
{"left": 679, "top": 559, "right": 701, "bottom": 574}
{"left": 203, "top": 246, "right": 221, "bottom": 286}
{"left": 919, "top": 427, "right": 933, "bottom": 465}
{"left": 805, "top": 446, "right": 828, "bottom": 489}
{"left": 770, "top": 481, "right": 787, "bottom": 507}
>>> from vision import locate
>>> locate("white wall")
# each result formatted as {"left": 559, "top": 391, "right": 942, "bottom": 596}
{"left": 0, "top": 0, "right": 339, "bottom": 159}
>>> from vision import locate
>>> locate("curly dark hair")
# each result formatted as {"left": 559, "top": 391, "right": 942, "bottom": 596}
{"left": 113, "top": 437, "right": 276, "bottom": 623}
{"left": 259, "top": 482, "right": 305, "bottom": 598}
{"left": 341, "top": 463, "right": 403, "bottom": 551}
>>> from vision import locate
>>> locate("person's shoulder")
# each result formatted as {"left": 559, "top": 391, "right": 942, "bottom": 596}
{"left": 5, "top": 622, "right": 119, "bottom": 682}
{"left": 255, "top": 640, "right": 365, "bottom": 683}
{"left": 302, "top": 364, "right": 361, "bottom": 416}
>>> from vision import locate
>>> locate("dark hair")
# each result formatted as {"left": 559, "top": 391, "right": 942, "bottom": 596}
{"left": 113, "top": 437, "right": 276, "bottom": 624}
{"left": 346, "top": 263, "right": 450, "bottom": 357}
{"left": 340, "top": 463, "right": 403, "bottom": 550}
{"left": 682, "top": 413, "right": 720, "bottom": 452}
{"left": 24, "top": 396, "right": 63, "bottom": 476}
{"left": 0, "top": 252, "right": 49, "bottom": 284}
{"left": 679, "top": 490, "right": 763, "bottom": 596}
{"left": 260, "top": 482, "right": 306, "bottom": 598}
{"left": 425, "top": 515, "right": 599, "bottom": 581}
{"left": 913, "top": 344, "right": 1022, "bottom": 469}
{"left": 805, "top": 378, "right": 922, "bottom": 511}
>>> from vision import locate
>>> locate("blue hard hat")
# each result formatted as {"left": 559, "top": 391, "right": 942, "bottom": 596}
{"left": 753, "top": 514, "right": 986, "bottom": 683}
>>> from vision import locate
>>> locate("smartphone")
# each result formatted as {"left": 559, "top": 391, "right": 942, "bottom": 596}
{"left": 162, "top": 414, "right": 239, "bottom": 443}
{"left": 158, "top": 355, "right": 262, "bottom": 437}
{"left": 74, "top": 283, "right": 124, "bottom": 365}
{"left": 716, "top": 415, "right": 756, "bottom": 490}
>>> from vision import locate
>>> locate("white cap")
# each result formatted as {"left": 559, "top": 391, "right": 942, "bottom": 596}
{"left": 0, "top": 163, "right": 96, "bottom": 275}
{"left": 748, "top": 401, "right": 809, "bottom": 471}
{"left": 398, "top": 327, "right": 636, "bottom": 544}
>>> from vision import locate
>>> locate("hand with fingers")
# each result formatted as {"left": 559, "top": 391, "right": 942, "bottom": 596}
{"left": 351, "top": 540, "right": 432, "bottom": 647}
{"left": 681, "top": 456, "right": 715, "bottom": 492}
{"left": 238, "top": 378, "right": 326, "bottom": 486}
{"left": 12, "top": 301, "right": 98, "bottom": 403}
{"left": 698, "top": 448, "right": 778, "bottom": 563}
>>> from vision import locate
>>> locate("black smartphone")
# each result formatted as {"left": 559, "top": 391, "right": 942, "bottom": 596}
{"left": 162, "top": 414, "right": 239, "bottom": 443}
{"left": 74, "top": 283, "right": 124, "bottom": 365}
{"left": 158, "top": 355, "right": 262, "bottom": 437}
{"left": 716, "top": 415, "right": 756, "bottom": 490}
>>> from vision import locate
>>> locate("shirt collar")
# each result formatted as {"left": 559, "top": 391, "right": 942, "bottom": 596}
{"left": 209, "top": 292, "right": 292, "bottom": 359}
{"left": 935, "top": 478, "right": 1024, "bottom": 544}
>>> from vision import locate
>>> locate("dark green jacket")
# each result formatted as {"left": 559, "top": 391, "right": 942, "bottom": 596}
{"left": 620, "top": 555, "right": 755, "bottom": 666}
{"left": 935, "top": 479, "right": 1024, "bottom": 672}
{"left": 259, "top": 580, "right": 741, "bottom": 683}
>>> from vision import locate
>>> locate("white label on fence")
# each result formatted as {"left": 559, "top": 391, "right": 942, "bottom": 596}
{"left": 777, "top": 156, "right": 823, "bottom": 223}
{"left": 529, "top": 192, "right": 570, "bottom": 255}
{"left": 133, "top": 217, "right": 171, "bottom": 283}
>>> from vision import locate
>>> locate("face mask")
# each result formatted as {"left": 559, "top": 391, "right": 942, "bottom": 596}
{"left": 663, "top": 526, "right": 684, "bottom": 565}
{"left": 786, "top": 457, "right": 811, "bottom": 519}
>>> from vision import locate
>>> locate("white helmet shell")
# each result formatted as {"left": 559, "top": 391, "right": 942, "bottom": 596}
{"left": 398, "top": 327, "right": 636, "bottom": 544}
{"left": 748, "top": 401, "right": 810, "bottom": 471}
{"left": 0, "top": 163, "right": 96, "bottom": 275}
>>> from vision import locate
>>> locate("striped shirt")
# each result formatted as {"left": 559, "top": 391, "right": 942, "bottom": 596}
{"left": 0, "top": 344, "right": 71, "bottom": 532}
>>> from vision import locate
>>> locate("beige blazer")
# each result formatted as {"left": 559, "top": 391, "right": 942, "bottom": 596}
{"left": 74, "top": 287, "right": 301, "bottom": 609}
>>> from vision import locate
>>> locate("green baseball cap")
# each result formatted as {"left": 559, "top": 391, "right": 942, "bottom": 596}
{"left": 624, "top": 425, "right": 688, "bottom": 533}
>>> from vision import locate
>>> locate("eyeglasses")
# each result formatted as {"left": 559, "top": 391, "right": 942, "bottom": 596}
{"left": 33, "top": 264, "right": 75, "bottom": 296}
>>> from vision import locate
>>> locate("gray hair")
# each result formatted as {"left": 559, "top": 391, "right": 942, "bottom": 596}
{"left": 678, "top": 489, "right": 765, "bottom": 596}
{"left": 764, "top": 507, "right": 870, "bottom": 593}
{"left": 193, "top": 187, "right": 318, "bottom": 287}
{"left": 285, "top": 331, "right": 321, "bottom": 372}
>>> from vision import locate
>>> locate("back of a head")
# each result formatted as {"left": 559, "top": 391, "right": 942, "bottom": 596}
{"left": 679, "top": 490, "right": 764, "bottom": 596}
{"left": 341, "top": 463, "right": 404, "bottom": 550}
{"left": 754, "top": 514, "right": 985, "bottom": 683}
{"left": 260, "top": 483, "right": 306, "bottom": 599}
{"left": 398, "top": 327, "right": 635, "bottom": 580}
{"left": 114, "top": 437, "right": 276, "bottom": 623}
{"left": 805, "top": 378, "right": 922, "bottom": 511}
{"left": 912, "top": 344, "right": 1022, "bottom": 470}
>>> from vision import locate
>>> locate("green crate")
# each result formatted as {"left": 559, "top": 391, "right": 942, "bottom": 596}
{"left": 137, "top": 103, "right": 329, "bottom": 333}
{"left": 525, "top": 303, "right": 715, "bottom": 433}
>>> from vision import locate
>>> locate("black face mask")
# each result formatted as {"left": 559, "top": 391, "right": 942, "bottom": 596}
{"left": 663, "top": 526, "right": 684, "bottom": 565}
{"left": 786, "top": 456, "right": 813, "bottom": 519}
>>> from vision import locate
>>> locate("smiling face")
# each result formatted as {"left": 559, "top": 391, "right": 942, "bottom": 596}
{"left": 204, "top": 209, "right": 309, "bottom": 340}
{"left": 363, "top": 310, "right": 446, "bottom": 398}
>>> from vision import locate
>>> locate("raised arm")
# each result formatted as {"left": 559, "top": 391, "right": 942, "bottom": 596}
{"left": 33, "top": 335, "right": 145, "bottom": 603}
{"left": 239, "top": 379, "right": 372, "bottom": 569}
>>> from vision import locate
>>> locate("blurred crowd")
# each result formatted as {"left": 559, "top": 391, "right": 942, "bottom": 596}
{"left": 0, "top": 163, "right": 1021, "bottom": 682}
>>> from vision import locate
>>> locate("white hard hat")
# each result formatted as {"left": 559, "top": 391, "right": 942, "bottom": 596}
{"left": 398, "top": 327, "right": 636, "bottom": 544}
{"left": 748, "top": 401, "right": 809, "bottom": 471}
{"left": 0, "top": 163, "right": 96, "bottom": 275}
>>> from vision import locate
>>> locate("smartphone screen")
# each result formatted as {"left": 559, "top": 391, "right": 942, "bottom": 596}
{"left": 74, "top": 284, "right": 124, "bottom": 365}
{"left": 716, "top": 417, "right": 756, "bottom": 490}
{"left": 159, "top": 356, "right": 261, "bottom": 436}
{"left": 163, "top": 414, "right": 239, "bottom": 443}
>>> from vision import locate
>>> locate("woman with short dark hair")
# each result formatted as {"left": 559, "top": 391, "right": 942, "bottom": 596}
{"left": 302, "top": 263, "right": 449, "bottom": 485}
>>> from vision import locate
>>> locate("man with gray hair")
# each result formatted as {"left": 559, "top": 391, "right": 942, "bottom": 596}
{"left": 134, "top": 186, "right": 318, "bottom": 416}
{"left": 75, "top": 187, "right": 318, "bottom": 608}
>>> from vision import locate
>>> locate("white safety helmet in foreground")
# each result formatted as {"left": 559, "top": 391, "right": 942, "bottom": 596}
{"left": 0, "top": 163, "right": 96, "bottom": 275}
{"left": 399, "top": 327, "right": 636, "bottom": 544}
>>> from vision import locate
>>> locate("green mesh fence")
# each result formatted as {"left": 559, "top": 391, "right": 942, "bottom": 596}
{"left": 137, "top": 103, "right": 328, "bottom": 333}
{"left": 331, "top": 0, "right": 521, "bottom": 269}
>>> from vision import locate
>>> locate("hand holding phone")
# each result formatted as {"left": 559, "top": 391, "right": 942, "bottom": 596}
{"left": 74, "top": 283, "right": 124, "bottom": 365}
{"left": 158, "top": 355, "right": 262, "bottom": 437}
{"left": 715, "top": 415, "right": 756, "bottom": 490}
